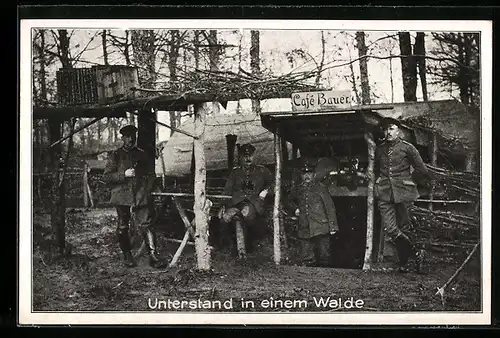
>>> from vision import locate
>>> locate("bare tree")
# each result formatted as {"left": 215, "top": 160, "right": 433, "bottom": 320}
{"left": 250, "top": 30, "right": 261, "bottom": 115}
{"left": 428, "top": 32, "right": 479, "bottom": 108}
{"left": 414, "top": 32, "right": 428, "bottom": 101}
{"left": 101, "top": 30, "right": 109, "bottom": 66}
{"left": 167, "top": 30, "right": 181, "bottom": 136}
{"left": 316, "top": 31, "right": 326, "bottom": 86}
{"left": 398, "top": 32, "right": 418, "bottom": 102}
{"left": 108, "top": 30, "right": 132, "bottom": 65}
{"left": 356, "top": 32, "right": 371, "bottom": 105}
{"left": 346, "top": 40, "right": 361, "bottom": 104}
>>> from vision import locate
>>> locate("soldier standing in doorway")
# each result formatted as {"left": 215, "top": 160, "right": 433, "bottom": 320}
{"left": 103, "top": 125, "right": 167, "bottom": 269}
{"left": 290, "top": 159, "right": 339, "bottom": 267}
{"left": 374, "top": 117, "right": 434, "bottom": 274}
{"left": 220, "top": 143, "right": 274, "bottom": 259}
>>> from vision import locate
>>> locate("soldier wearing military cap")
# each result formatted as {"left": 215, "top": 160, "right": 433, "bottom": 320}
{"left": 103, "top": 124, "right": 167, "bottom": 269}
{"left": 289, "top": 158, "right": 339, "bottom": 267}
{"left": 374, "top": 117, "right": 433, "bottom": 273}
{"left": 220, "top": 143, "right": 274, "bottom": 259}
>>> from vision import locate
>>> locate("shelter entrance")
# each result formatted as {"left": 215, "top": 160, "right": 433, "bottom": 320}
{"left": 298, "top": 137, "right": 370, "bottom": 269}
{"left": 260, "top": 105, "right": 396, "bottom": 270}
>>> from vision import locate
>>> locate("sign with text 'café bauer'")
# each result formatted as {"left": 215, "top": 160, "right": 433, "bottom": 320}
{"left": 291, "top": 90, "right": 352, "bottom": 112}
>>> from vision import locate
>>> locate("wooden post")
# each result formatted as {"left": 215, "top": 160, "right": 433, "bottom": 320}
{"left": 86, "top": 179, "right": 94, "bottom": 208}
{"left": 273, "top": 129, "right": 282, "bottom": 265}
{"left": 363, "top": 131, "right": 375, "bottom": 270}
{"left": 193, "top": 103, "right": 211, "bottom": 270}
{"left": 428, "top": 133, "right": 438, "bottom": 211}
{"left": 377, "top": 213, "right": 385, "bottom": 263}
{"left": 83, "top": 163, "right": 89, "bottom": 208}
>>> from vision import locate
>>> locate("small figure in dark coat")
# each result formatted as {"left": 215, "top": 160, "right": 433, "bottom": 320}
{"left": 103, "top": 125, "right": 166, "bottom": 269}
{"left": 290, "top": 159, "right": 339, "bottom": 267}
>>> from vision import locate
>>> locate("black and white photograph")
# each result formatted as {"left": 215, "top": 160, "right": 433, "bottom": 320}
{"left": 19, "top": 19, "right": 492, "bottom": 325}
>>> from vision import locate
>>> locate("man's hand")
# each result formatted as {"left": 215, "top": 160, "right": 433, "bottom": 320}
{"left": 258, "top": 188, "right": 269, "bottom": 199}
{"left": 295, "top": 208, "right": 300, "bottom": 216}
{"left": 330, "top": 230, "right": 337, "bottom": 235}
{"left": 124, "top": 168, "right": 135, "bottom": 177}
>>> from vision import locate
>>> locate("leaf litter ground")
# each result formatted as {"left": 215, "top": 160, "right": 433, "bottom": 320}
{"left": 32, "top": 208, "right": 481, "bottom": 313}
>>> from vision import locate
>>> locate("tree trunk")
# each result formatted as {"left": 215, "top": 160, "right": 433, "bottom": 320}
{"left": 363, "top": 132, "right": 376, "bottom": 270}
{"left": 461, "top": 33, "right": 472, "bottom": 106}
{"left": 348, "top": 45, "right": 361, "bottom": 104}
{"left": 137, "top": 109, "right": 156, "bottom": 173}
{"left": 48, "top": 118, "right": 66, "bottom": 254}
{"left": 124, "top": 31, "right": 131, "bottom": 65}
{"left": 47, "top": 29, "right": 72, "bottom": 254}
{"left": 39, "top": 29, "right": 48, "bottom": 105}
{"left": 315, "top": 31, "right": 326, "bottom": 86}
{"left": 414, "top": 32, "right": 428, "bottom": 101}
{"left": 208, "top": 30, "right": 220, "bottom": 115}
{"left": 106, "top": 118, "right": 113, "bottom": 143}
{"left": 398, "top": 32, "right": 418, "bottom": 102}
{"left": 102, "top": 30, "right": 109, "bottom": 65}
{"left": 236, "top": 30, "right": 244, "bottom": 114}
{"left": 131, "top": 30, "right": 157, "bottom": 89}
{"left": 193, "top": 103, "right": 211, "bottom": 270}
{"left": 250, "top": 30, "right": 261, "bottom": 115}
{"left": 168, "top": 30, "right": 180, "bottom": 136}
{"left": 194, "top": 30, "right": 200, "bottom": 70}
{"left": 57, "top": 29, "right": 71, "bottom": 68}
{"left": 273, "top": 131, "right": 282, "bottom": 265}
{"left": 389, "top": 56, "right": 394, "bottom": 102}
{"left": 356, "top": 32, "right": 371, "bottom": 105}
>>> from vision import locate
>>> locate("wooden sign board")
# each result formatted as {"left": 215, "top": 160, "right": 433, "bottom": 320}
{"left": 291, "top": 90, "right": 352, "bottom": 112}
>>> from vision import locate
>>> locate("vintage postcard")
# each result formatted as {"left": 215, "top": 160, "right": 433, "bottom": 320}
{"left": 19, "top": 19, "right": 492, "bottom": 326}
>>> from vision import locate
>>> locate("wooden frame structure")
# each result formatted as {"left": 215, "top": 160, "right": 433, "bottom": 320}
{"left": 259, "top": 103, "right": 416, "bottom": 270}
{"left": 34, "top": 62, "right": 321, "bottom": 269}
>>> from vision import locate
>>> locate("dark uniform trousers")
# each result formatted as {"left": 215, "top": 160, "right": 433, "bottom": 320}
{"left": 104, "top": 146, "right": 162, "bottom": 267}
{"left": 115, "top": 204, "right": 155, "bottom": 251}
{"left": 222, "top": 164, "right": 274, "bottom": 254}
{"left": 377, "top": 192, "right": 412, "bottom": 240}
{"left": 374, "top": 138, "right": 433, "bottom": 271}
{"left": 299, "top": 235, "right": 331, "bottom": 267}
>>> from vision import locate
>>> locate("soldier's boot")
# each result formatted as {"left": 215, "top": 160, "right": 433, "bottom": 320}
{"left": 393, "top": 234, "right": 413, "bottom": 273}
{"left": 395, "top": 233, "right": 423, "bottom": 273}
{"left": 143, "top": 229, "right": 167, "bottom": 269}
{"left": 117, "top": 229, "right": 137, "bottom": 268}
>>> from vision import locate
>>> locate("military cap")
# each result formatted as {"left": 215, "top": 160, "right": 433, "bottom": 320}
{"left": 239, "top": 143, "right": 256, "bottom": 156}
{"left": 119, "top": 125, "right": 138, "bottom": 137}
{"left": 379, "top": 117, "right": 402, "bottom": 129}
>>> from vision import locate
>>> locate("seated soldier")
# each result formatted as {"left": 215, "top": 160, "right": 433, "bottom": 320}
{"left": 219, "top": 143, "right": 274, "bottom": 259}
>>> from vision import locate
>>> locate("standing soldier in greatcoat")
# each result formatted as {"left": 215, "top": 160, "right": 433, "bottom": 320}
{"left": 290, "top": 159, "right": 339, "bottom": 267}
{"left": 103, "top": 125, "right": 166, "bottom": 269}
{"left": 374, "top": 117, "right": 434, "bottom": 273}
{"left": 220, "top": 143, "right": 274, "bottom": 259}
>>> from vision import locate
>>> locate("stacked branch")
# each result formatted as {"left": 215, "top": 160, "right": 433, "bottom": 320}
{"left": 408, "top": 205, "right": 479, "bottom": 249}
{"left": 137, "top": 68, "right": 322, "bottom": 101}
{"left": 424, "top": 164, "right": 480, "bottom": 200}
